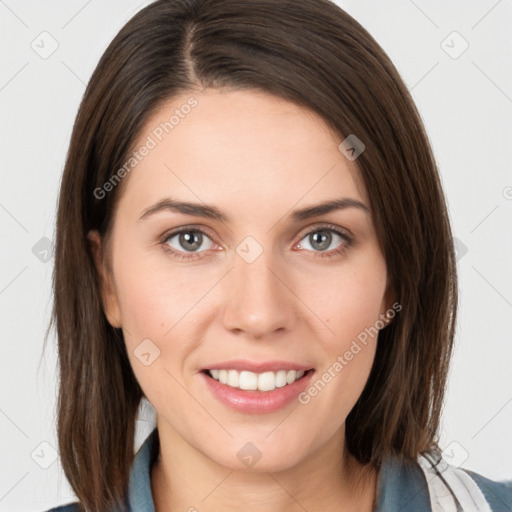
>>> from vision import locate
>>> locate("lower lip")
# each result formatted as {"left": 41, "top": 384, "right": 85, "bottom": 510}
{"left": 200, "top": 370, "right": 315, "bottom": 414}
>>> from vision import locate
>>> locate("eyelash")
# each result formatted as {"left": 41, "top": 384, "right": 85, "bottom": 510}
{"left": 160, "top": 224, "right": 352, "bottom": 261}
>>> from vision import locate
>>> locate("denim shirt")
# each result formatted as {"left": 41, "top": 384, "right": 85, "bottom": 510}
{"left": 46, "top": 427, "right": 512, "bottom": 512}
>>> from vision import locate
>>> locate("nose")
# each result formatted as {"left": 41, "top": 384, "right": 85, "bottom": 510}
{"left": 221, "top": 248, "right": 297, "bottom": 339}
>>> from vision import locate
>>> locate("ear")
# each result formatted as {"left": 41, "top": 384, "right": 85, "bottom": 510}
{"left": 87, "top": 230, "right": 122, "bottom": 329}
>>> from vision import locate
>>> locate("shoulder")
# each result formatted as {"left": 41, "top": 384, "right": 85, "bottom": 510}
{"left": 417, "top": 450, "right": 512, "bottom": 511}
{"left": 377, "top": 449, "right": 512, "bottom": 512}
{"left": 43, "top": 503, "right": 81, "bottom": 512}
{"left": 462, "top": 468, "right": 512, "bottom": 511}
{"left": 376, "top": 452, "right": 432, "bottom": 510}
{"left": 41, "top": 429, "right": 160, "bottom": 512}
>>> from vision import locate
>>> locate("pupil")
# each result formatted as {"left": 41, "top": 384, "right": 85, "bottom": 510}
{"left": 310, "top": 231, "right": 331, "bottom": 251}
{"left": 180, "top": 231, "right": 201, "bottom": 251}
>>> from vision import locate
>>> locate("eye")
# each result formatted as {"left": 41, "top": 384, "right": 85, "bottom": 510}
{"left": 295, "top": 226, "right": 351, "bottom": 258}
{"left": 162, "top": 228, "right": 216, "bottom": 259}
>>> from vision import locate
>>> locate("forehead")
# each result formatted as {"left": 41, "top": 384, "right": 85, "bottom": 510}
{"left": 117, "top": 88, "right": 368, "bottom": 221}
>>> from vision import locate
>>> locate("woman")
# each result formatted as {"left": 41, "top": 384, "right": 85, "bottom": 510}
{"left": 44, "top": 0, "right": 512, "bottom": 511}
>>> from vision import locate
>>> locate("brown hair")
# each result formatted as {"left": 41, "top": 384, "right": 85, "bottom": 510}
{"left": 45, "top": 0, "right": 457, "bottom": 509}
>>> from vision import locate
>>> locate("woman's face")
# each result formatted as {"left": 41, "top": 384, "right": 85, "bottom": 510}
{"left": 89, "top": 88, "right": 393, "bottom": 472}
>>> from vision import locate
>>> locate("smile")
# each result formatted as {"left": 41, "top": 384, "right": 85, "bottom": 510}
{"left": 201, "top": 368, "right": 315, "bottom": 414}
{"left": 205, "top": 368, "right": 307, "bottom": 392}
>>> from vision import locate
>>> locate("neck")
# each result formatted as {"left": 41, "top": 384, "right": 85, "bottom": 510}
{"left": 151, "top": 421, "right": 378, "bottom": 512}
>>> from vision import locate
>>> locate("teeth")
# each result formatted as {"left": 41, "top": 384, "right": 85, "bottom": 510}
{"left": 208, "top": 369, "right": 306, "bottom": 391}
{"left": 240, "top": 370, "right": 258, "bottom": 390}
{"left": 275, "top": 370, "right": 288, "bottom": 388}
{"left": 227, "top": 369, "right": 239, "bottom": 387}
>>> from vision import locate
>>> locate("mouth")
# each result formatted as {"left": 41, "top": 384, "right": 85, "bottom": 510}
{"left": 200, "top": 366, "right": 316, "bottom": 414}
{"left": 201, "top": 368, "right": 314, "bottom": 393}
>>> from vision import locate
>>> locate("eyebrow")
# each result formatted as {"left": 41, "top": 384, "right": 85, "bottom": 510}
{"left": 290, "top": 198, "right": 369, "bottom": 220}
{"left": 139, "top": 198, "right": 228, "bottom": 222}
{"left": 138, "top": 197, "right": 370, "bottom": 223}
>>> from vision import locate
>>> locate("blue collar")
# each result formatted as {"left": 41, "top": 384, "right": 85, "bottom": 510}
{"left": 127, "top": 428, "right": 431, "bottom": 512}
{"left": 127, "top": 428, "right": 159, "bottom": 512}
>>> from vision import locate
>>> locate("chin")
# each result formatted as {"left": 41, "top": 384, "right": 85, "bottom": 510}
{"left": 203, "top": 437, "right": 306, "bottom": 474}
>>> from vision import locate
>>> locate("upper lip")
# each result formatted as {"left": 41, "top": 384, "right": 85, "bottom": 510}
{"left": 201, "top": 359, "right": 314, "bottom": 373}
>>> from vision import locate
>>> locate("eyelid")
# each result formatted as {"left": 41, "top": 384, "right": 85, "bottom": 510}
{"left": 295, "top": 222, "right": 353, "bottom": 242}
{"left": 160, "top": 224, "right": 217, "bottom": 243}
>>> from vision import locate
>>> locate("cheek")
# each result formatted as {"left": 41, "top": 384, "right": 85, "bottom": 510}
{"left": 296, "top": 272, "right": 384, "bottom": 423}
{"left": 292, "top": 252, "right": 386, "bottom": 410}
{"left": 115, "top": 261, "right": 205, "bottom": 407}
{"left": 112, "top": 250, "right": 220, "bottom": 401}
{"left": 299, "top": 254, "right": 388, "bottom": 348}
{"left": 113, "top": 243, "right": 212, "bottom": 342}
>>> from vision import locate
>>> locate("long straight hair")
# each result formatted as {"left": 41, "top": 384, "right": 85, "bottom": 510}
{"left": 46, "top": 0, "right": 458, "bottom": 509}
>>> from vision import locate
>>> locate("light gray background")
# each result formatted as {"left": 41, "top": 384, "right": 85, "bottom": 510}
{"left": 1, "top": 0, "right": 511, "bottom": 510}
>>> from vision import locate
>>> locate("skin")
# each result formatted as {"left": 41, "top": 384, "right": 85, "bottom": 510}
{"left": 89, "top": 88, "right": 395, "bottom": 512}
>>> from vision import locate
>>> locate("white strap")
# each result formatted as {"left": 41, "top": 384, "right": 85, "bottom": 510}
{"left": 418, "top": 454, "right": 458, "bottom": 512}
{"left": 448, "top": 467, "right": 494, "bottom": 512}
{"left": 417, "top": 451, "right": 492, "bottom": 512}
